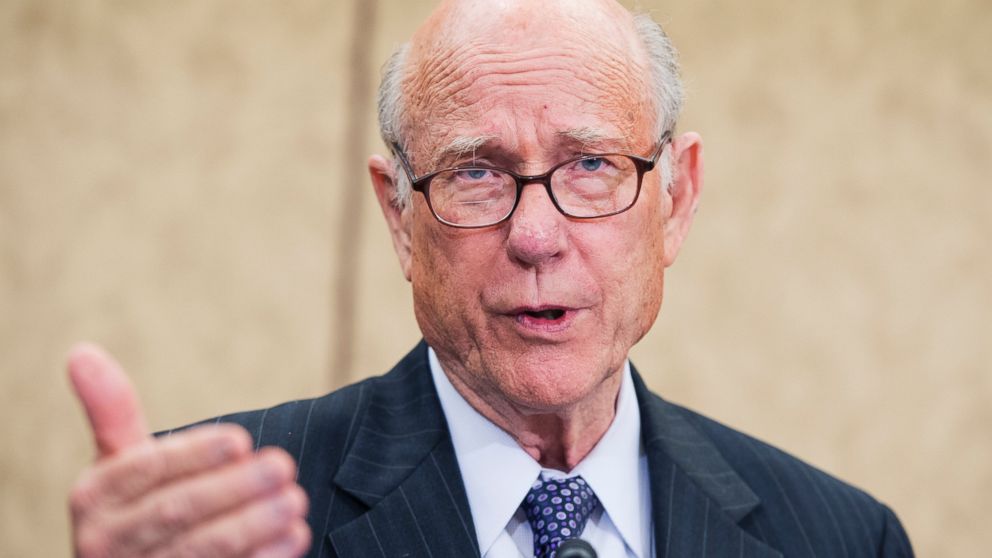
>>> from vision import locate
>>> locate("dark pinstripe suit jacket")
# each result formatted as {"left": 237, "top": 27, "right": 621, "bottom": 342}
{"left": 193, "top": 342, "right": 913, "bottom": 557}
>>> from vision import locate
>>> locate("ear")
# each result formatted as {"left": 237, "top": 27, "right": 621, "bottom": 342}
{"left": 369, "top": 154, "right": 413, "bottom": 281}
{"left": 662, "top": 131, "right": 704, "bottom": 268}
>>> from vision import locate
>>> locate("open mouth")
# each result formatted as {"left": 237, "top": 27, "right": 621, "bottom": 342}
{"left": 507, "top": 304, "right": 579, "bottom": 334}
{"left": 521, "top": 308, "right": 566, "bottom": 320}
{"left": 506, "top": 304, "right": 578, "bottom": 332}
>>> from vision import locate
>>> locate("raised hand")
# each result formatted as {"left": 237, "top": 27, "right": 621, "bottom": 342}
{"left": 68, "top": 343, "right": 312, "bottom": 557}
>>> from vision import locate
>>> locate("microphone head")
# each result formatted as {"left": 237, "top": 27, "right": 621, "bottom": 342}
{"left": 556, "top": 538, "right": 598, "bottom": 558}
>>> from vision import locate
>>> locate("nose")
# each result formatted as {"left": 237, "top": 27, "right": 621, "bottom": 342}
{"left": 505, "top": 182, "right": 567, "bottom": 267}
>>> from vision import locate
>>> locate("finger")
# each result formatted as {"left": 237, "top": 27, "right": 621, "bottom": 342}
{"left": 68, "top": 342, "right": 148, "bottom": 457}
{"left": 150, "top": 484, "right": 308, "bottom": 558}
{"left": 81, "top": 424, "right": 254, "bottom": 506}
{"left": 249, "top": 522, "right": 312, "bottom": 558}
{"left": 114, "top": 448, "right": 299, "bottom": 552}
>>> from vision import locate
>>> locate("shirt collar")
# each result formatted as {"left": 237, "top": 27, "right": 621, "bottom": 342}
{"left": 567, "top": 360, "right": 650, "bottom": 558}
{"left": 429, "top": 347, "right": 648, "bottom": 558}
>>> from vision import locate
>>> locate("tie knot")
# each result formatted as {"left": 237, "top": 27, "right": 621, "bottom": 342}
{"left": 523, "top": 476, "right": 599, "bottom": 558}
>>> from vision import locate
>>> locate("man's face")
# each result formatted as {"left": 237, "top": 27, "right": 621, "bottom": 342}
{"left": 372, "top": 7, "right": 699, "bottom": 414}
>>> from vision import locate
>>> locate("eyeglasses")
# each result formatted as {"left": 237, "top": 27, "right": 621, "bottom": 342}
{"left": 392, "top": 131, "right": 671, "bottom": 229}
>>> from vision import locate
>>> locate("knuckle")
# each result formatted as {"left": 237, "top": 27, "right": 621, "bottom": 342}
{"left": 74, "top": 527, "right": 113, "bottom": 558}
{"left": 294, "top": 521, "right": 314, "bottom": 553}
{"left": 287, "top": 485, "right": 309, "bottom": 517}
{"left": 104, "top": 443, "right": 164, "bottom": 496}
{"left": 218, "top": 424, "right": 253, "bottom": 452}
{"left": 250, "top": 457, "right": 291, "bottom": 491}
{"left": 140, "top": 444, "right": 170, "bottom": 483}
{"left": 195, "top": 531, "right": 244, "bottom": 557}
{"left": 270, "top": 491, "right": 297, "bottom": 520}
{"left": 69, "top": 473, "right": 101, "bottom": 518}
{"left": 207, "top": 426, "right": 253, "bottom": 465}
{"left": 150, "top": 442, "right": 183, "bottom": 482}
{"left": 153, "top": 493, "right": 194, "bottom": 533}
{"left": 257, "top": 448, "right": 296, "bottom": 478}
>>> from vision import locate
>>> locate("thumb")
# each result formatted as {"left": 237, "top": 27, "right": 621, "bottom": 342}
{"left": 68, "top": 342, "right": 149, "bottom": 458}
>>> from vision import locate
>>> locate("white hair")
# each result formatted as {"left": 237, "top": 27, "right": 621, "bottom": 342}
{"left": 377, "top": 12, "right": 683, "bottom": 208}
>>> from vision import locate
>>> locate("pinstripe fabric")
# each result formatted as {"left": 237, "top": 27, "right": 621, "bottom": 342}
{"left": 171, "top": 342, "right": 912, "bottom": 557}
{"left": 635, "top": 371, "right": 914, "bottom": 557}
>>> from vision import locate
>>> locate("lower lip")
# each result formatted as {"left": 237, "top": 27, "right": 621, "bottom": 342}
{"left": 512, "top": 309, "right": 579, "bottom": 334}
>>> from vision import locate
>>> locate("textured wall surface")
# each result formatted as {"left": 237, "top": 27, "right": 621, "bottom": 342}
{"left": 1, "top": 0, "right": 989, "bottom": 555}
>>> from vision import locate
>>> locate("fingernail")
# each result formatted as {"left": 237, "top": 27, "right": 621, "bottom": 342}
{"left": 214, "top": 437, "right": 238, "bottom": 461}
{"left": 257, "top": 458, "right": 287, "bottom": 489}
{"left": 270, "top": 491, "right": 299, "bottom": 519}
{"left": 269, "top": 534, "right": 299, "bottom": 555}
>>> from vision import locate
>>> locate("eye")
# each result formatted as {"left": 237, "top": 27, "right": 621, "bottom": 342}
{"left": 580, "top": 158, "right": 603, "bottom": 171}
{"left": 579, "top": 158, "right": 606, "bottom": 172}
{"left": 455, "top": 168, "right": 493, "bottom": 181}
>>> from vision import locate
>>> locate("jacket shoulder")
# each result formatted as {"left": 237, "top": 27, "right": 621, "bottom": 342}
{"left": 163, "top": 378, "right": 375, "bottom": 461}
{"left": 160, "top": 343, "right": 432, "bottom": 483}
{"left": 671, "top": 401, "right": 913, "bottom": 556}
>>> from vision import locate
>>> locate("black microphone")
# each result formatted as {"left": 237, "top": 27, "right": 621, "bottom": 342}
{"left": 556, "top": 538, "right": 598, "bottom": 558}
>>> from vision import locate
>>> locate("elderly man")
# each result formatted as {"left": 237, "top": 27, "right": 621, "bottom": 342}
{"left": 68, "top": 0, "right": 913, "bottom": 556}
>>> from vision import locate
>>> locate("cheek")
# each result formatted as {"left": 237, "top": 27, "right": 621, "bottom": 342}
{"left": 410, "top": 225, "right": 456, "bottom": 308}
{"left": 408, "top": 221, "right": 495, "bottom": 327}
{"left": 604, "top": 199, "right": 668, "bottom": 328}
{"left": 636, "top": 205, "right": 669, "bottom": 319}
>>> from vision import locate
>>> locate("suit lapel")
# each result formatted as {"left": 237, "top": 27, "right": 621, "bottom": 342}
{"left": 324, "top": 346, "right": 780, "bottom": 557}
{"left": 328, "top": 342, "right": 480, "bottom": 557}
{"left": 633, "top": 370, "right": 782, "bottom": 557}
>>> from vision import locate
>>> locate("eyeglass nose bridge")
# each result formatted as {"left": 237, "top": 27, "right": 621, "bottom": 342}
{"left": 505, "top": 169, "right": 569, "bottom": 222}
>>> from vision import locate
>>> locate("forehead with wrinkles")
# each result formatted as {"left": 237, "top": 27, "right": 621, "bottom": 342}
{"left": 401, "top": 0, "right": 653, "bottom": 166}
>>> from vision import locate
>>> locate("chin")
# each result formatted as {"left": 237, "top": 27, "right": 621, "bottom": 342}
{"left": 487, "top": 351, "right": 619, "bottom": 413}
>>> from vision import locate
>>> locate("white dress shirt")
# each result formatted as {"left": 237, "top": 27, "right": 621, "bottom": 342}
{"left": 429, "top": 348, "right": 653, "bottom": 558}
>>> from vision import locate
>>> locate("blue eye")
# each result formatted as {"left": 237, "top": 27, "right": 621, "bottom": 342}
{"left": 454, "top": 168, "right": 493, "bottom": 181}
{"left": 580, "top": 158, "right": 605, "bottom": 171}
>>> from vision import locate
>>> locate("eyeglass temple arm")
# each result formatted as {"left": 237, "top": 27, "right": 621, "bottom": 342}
{"left": 648, "top": 131, "right": 673, "bottom": 164}
{"left": 390, "top": 142, "right": 417, "bottom": 179}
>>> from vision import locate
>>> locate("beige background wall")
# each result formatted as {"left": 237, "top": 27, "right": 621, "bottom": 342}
{"left": 1, "top": 0, "right": 988, "bottom": 555}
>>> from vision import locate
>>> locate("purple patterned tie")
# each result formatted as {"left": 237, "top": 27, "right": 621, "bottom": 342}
{"left": 523, "top": 476, "right": 600, "bottom": 558}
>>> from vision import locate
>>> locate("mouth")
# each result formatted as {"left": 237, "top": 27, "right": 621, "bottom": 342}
{"left": 507, "top": 305, "right": 577, "bottom": 333}
{"left": 521, "top": 308, "right": 566, "bottom": 320}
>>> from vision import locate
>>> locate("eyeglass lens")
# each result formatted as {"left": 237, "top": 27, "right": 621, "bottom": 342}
{"left": 428, "top": 155, "right": 640, "bottom": 226}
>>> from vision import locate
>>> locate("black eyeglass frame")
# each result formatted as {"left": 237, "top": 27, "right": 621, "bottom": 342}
{"left": 391, "top": 131, "right": 672, "bottom": 229}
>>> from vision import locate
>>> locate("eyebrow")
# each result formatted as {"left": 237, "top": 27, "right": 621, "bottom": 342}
{"left": 428, "top": 128, "right": 632, "bottom": 169}
{"left": 556, "top": 127, "right": 632, "bottom": 152}
{"left": 431, "top": 135, "right": 500, "bottom": 168}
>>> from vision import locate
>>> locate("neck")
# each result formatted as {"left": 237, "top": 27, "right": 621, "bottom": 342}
{"left": 443, "top": 363, "right": 624, "bottom": 471}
